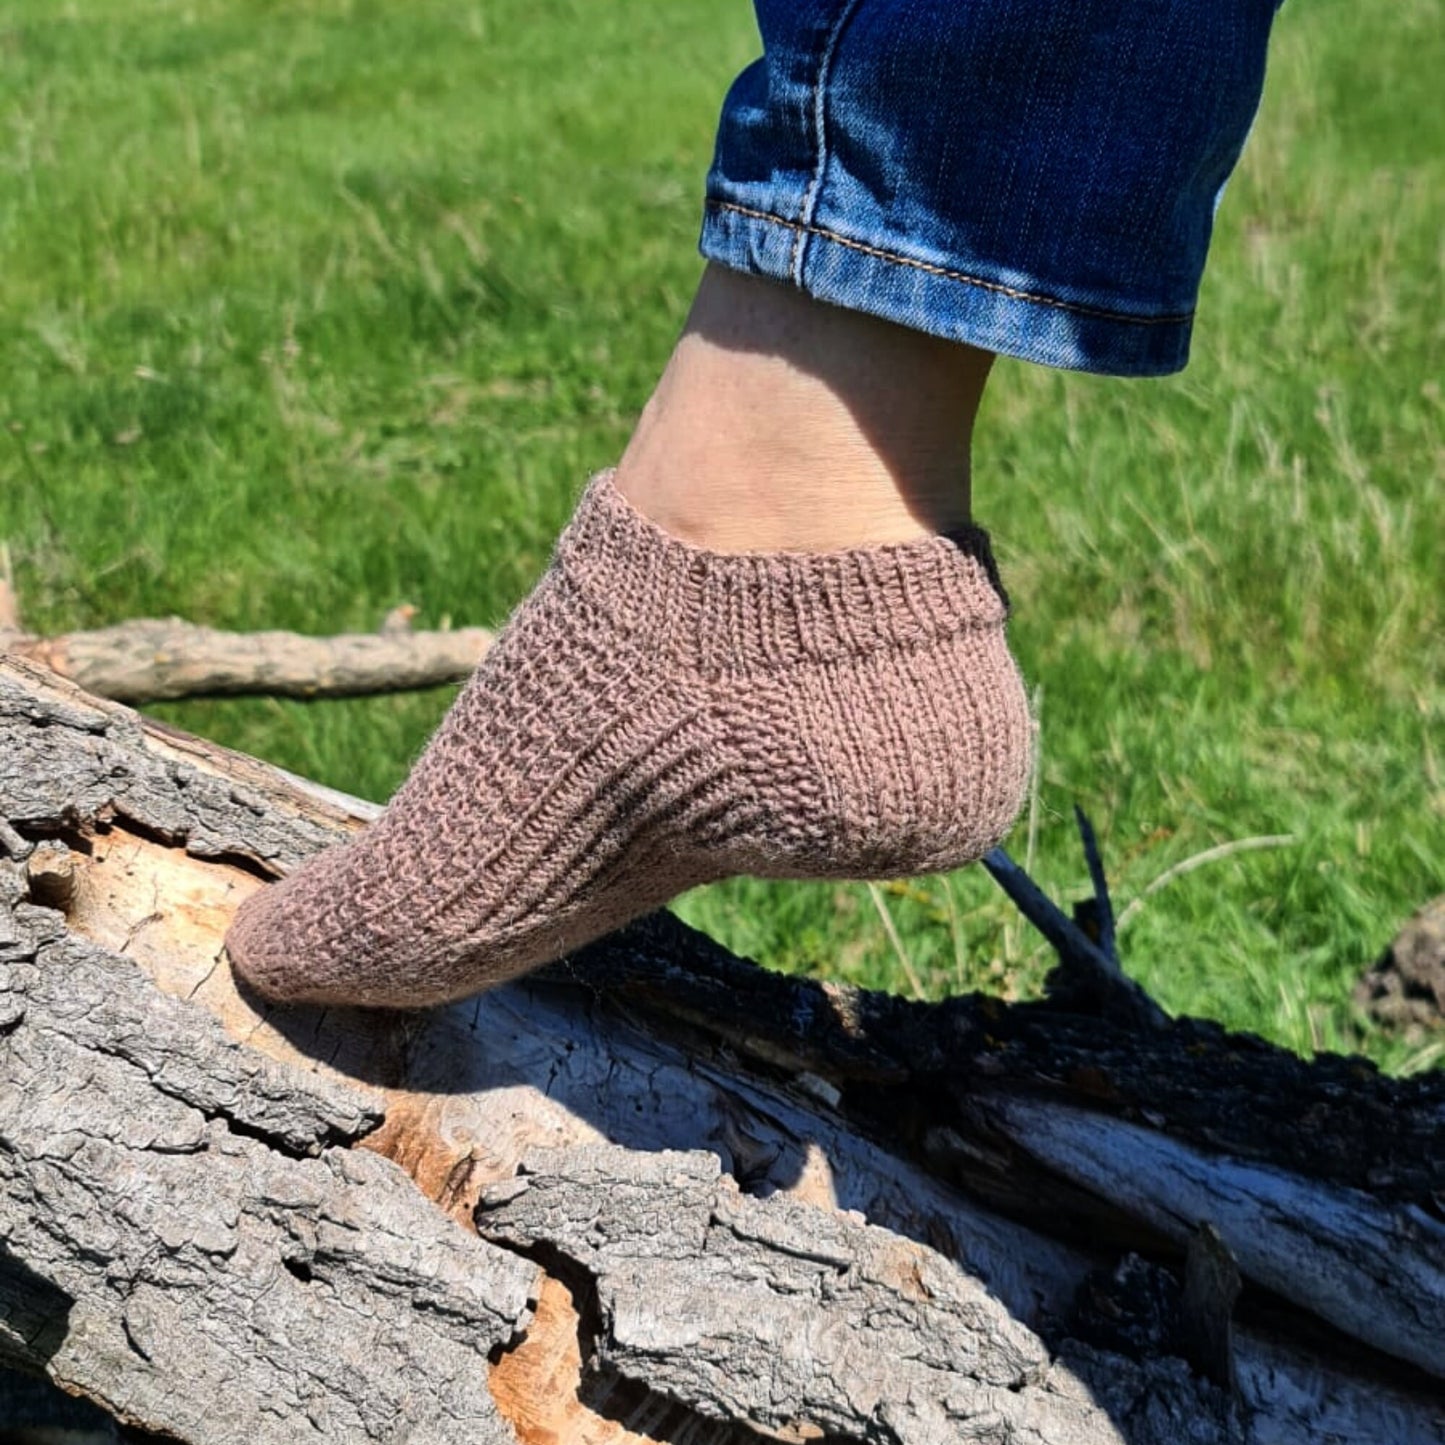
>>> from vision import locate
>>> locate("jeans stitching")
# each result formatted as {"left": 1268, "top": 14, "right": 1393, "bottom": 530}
{"left": 710, "top": 199, "right": 1195, "bottom": 328}
{"left": 792, "top": 0, "right": 868, "bottom": 285}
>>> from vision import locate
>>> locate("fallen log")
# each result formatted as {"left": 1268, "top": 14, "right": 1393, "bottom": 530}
{"left": 0, "top": 655, "right": 1441, "bottom": 1444}
{"left": 0, "top": 616, "right": 492, "bottom": 702}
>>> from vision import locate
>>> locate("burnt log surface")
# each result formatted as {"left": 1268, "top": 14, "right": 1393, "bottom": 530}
{"left": 555, "top": 911, "right": 1444, "bottom": 1209}
{"left": 0, "top": 654, "right": 1442, "bottom": 1445}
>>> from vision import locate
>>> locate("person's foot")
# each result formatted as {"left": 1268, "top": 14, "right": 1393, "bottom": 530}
{"left": 224, "top": 468, "right": 1032, "bottom": 1007}
{"left": 226, "top": 266, "right": 1033, "bottom": 1007}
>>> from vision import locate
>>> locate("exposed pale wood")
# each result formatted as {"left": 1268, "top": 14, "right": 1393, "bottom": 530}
{"left": 1, "top": 655, "right": 1442, "bottom": 1445}
{"left": 488, "top": 1274, "right": 657, "bottom": 1445}
{"left": 2, "top": 616, "right": 492, "bottom": 702}
{"left": 0, "top": 543, "right": 19, "bottom": 633}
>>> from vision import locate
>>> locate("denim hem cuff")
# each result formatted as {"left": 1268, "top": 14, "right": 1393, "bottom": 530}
{"left": 699, "top": 198, "right": 1193, "bottom": 378}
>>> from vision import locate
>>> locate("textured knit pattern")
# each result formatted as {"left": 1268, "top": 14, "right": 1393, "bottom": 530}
{"left": 225, "top": 470, "right": 1033, "bottom": 1008}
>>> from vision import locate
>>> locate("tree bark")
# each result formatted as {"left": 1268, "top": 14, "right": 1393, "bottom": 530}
{"left": 0, "top": 655, "right": 1440, "bottom": 1444}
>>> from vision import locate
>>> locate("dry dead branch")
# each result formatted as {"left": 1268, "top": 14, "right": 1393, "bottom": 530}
{"left": 0, "top": 617, "right": 491, "bottom": 703}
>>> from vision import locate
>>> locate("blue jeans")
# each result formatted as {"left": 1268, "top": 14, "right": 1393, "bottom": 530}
{"left": 701, "top": 0, "right": 1283, "bottom": 376}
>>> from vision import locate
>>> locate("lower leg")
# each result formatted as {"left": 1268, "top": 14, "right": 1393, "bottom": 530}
{"left": 615, "top": 264, "right": 995, "bottom": 552}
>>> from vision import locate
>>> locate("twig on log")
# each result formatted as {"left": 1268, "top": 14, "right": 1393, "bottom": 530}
{"left": 981, "top": 846, "right": 1100, "bottom": 967}
{"left": 1073, "top": 805, "right": 1118, "bottom": 965}
{"left": 1181, "top": 1224, "right": 1242, "bottom": 1397}
{"left": 2, "top": 616, "right": 493, "bottom": 702}
{"left": 981, "top": 828, "right": 1168, "bottom": 1030}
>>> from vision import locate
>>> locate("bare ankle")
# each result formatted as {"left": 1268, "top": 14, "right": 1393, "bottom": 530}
{"left": 615, "top": 266, "right": 992, "bottom": 553}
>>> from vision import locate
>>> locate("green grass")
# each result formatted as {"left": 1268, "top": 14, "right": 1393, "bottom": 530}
{"left": 2, "top": 0, "right": 1440, "bottom": 1072}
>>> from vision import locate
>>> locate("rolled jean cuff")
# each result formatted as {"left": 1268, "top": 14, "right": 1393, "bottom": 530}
{"left": 699, "top": 197, "right": 1194, "bottom": 377}
{"left": 701, "top": 0, "right": 1283, "bottom": 379}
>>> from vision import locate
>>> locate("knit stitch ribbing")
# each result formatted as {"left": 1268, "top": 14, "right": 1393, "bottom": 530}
{"left": 557, "top": 469, "right": 1010, "bottom": 671}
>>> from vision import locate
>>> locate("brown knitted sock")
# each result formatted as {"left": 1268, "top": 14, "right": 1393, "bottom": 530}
{"left": 225, "top": 470, "right": 1032, "bottom": 1008}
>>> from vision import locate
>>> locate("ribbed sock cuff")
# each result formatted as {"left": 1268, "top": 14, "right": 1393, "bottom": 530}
{"left": 553, "top": 470, "right": 1010, "bottom": 675}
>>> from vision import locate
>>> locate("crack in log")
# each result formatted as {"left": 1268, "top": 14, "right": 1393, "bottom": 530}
{"left": 63, "top": 1022, "right": 382, "bottom": 1163}
{"left": 488, "top": 1239, "right": 796, "bottom": 1445}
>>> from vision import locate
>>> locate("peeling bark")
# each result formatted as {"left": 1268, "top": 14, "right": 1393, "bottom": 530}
{"left": 0, "top": 868, "right": 536, "bottom": 1444}
{"left": 1, "top": 656, "right": 1442, "bottom": 1444}
{"left": 475, "top": 1144, "right": 1219, "bottom": 1445}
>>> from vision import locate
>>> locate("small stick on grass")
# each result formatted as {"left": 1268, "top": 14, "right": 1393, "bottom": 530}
{"left": 5, "top": 617, "right": 493, "bottom": 703}
{"left": 1115, "top": 834, "right": 1297, "bottom": 934}
{"left": 866, "top": 880, "right": 927, "bottom": 1001}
